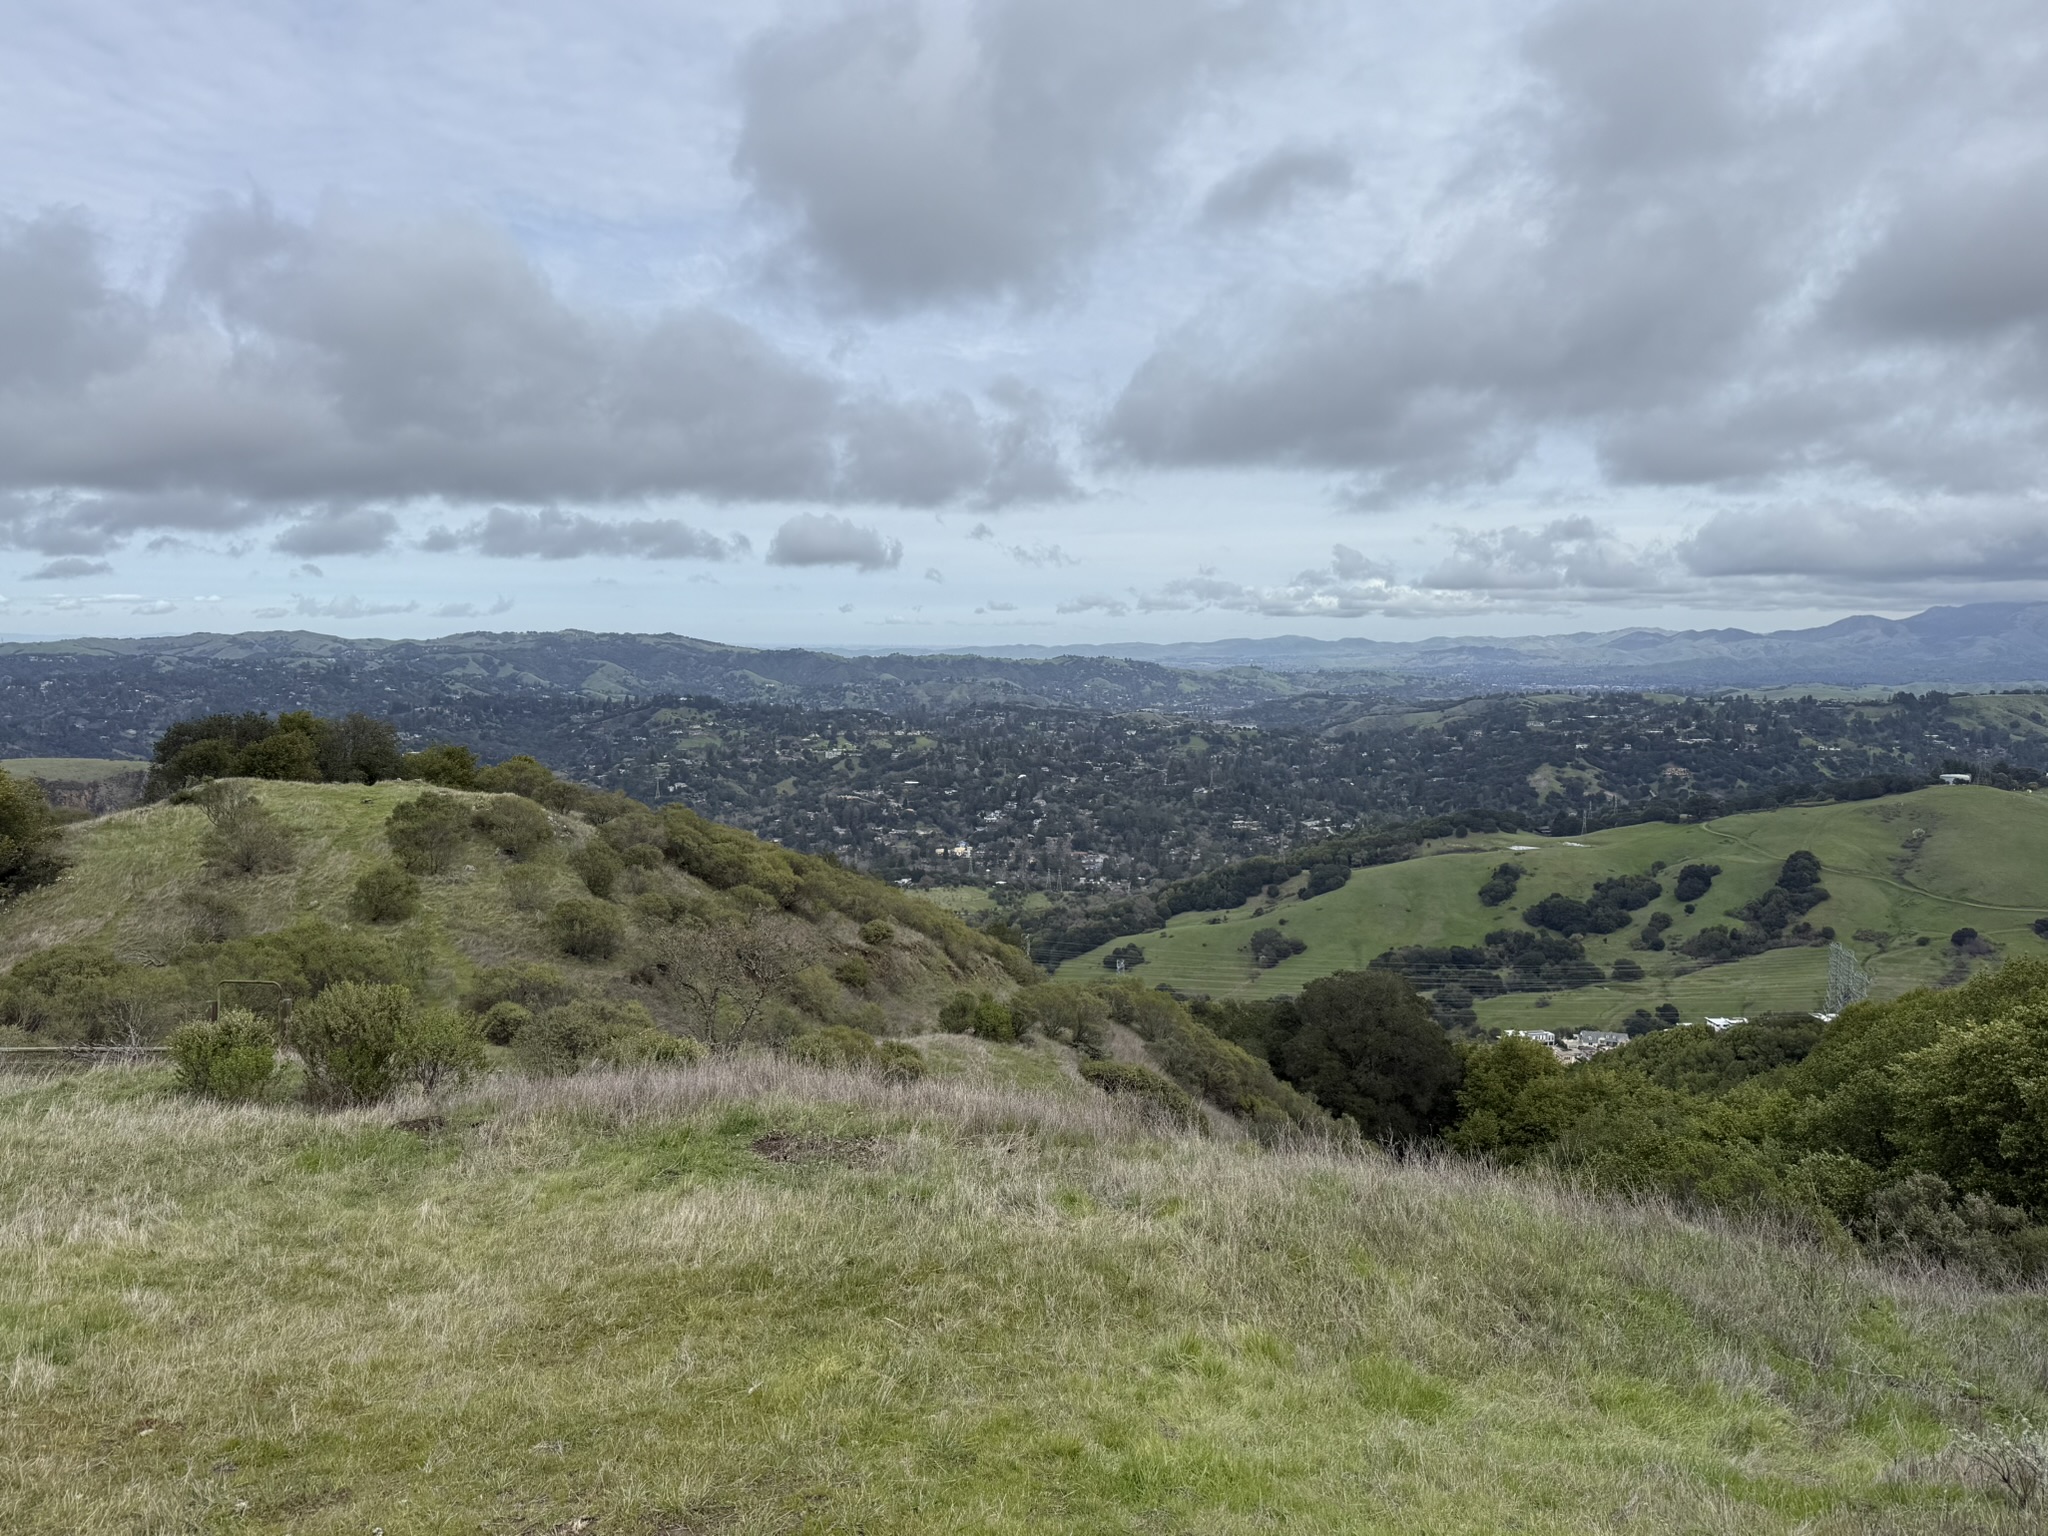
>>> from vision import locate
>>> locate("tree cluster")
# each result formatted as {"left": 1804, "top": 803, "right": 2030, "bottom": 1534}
{"left": 148, "top": 711, "right": 403, "bottom": 798}
{"left": 1449, "top": 961, "right": 2048, "bottom": 1282}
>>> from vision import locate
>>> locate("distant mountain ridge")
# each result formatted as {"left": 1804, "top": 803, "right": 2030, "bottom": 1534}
{"left": 0, "top": 628, "right": 1306, "bottom": 759}
{"left": 3, "top": 601, "right": 2046, "bottom": 764}
{"left": 834, "top": 602, "right": 2048, "bottom": 687}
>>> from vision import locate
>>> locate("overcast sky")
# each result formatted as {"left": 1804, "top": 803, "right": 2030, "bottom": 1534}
{"left": 4, "top": 0, "right": 2046, "bottom": 646}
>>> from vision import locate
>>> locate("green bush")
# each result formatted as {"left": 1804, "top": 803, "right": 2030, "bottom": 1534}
{"left": 1079, "top": 1059, "right": 1201, "bottom": 1127}
{"left": 1012, "top": 986, "right": 1110, "bottom": 1057}
{"left": 209, "top": 918, "right": 423, "bottom": 999}
{"left": 167, "top": 1008, "right": 278, "bottom": 1101}
{"left": 349, "top": 861, "right": 421, "bottom": 924}
{"left": 788, "top": 1025, "right": 925, "bottom": 1081}
{"left": 386, "top": 792, "right": 471, "bottom": 875}
{"left": 567, "top": 839, "right": 625, "bottom": 898}
{"left": 480, "top": 1000, "right": 532, "bottom": 1045}
{"left": 182, "top": 887, "right": 248, "bottom": 942}
{"left": 514, "top": 999, "right": 700, "bottom": 1075}
{"left": 285, "top": 981, "right": 419, "bottom": 1106}
{"left": 858, "top": 919, "right": 894, "bottom": 948}
{"left": 1276, "top": 971, "right": 1463, "bottom": 1141}
{"left": 472, "top": 795, "right": 553, "bottom": 861}
{"left": 234, "top": 730, "right": 322, "bottom": 782}
{"left": 463, "top": 964, "right": 571, "bottom": 1015}
{"left": 546, "top": 898, "right": 627, "bottom": 960}
{"left": 833, "top": 955, "right": 872, "bottom": 990}
{"left": 1103, "top": 982, "right": 1329, "bottom": 1135}
{"left": 939, "top": 990, "right": 1018, "bottom": 1041}
{"left": 502, "top": 865, "right": 554, "bottom": 913}
{"left": 398, "top": 1009, "right": 487, "bottom": 1095}
{"left": 400, "top": 743, "right": 479, "bottom": 789}
{"left": 474, "top": 755, "right": 556, "bottom": 800}
{"left": 0, "top": 767, "right": 61, "bottom": 897}
{"left": 197, "top": 783, "right": 297, "bottom": 877}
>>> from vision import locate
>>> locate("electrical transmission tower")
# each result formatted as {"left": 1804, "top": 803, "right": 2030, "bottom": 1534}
{"left": 1824, "top": 943, "right": 1870, "bottom": 1014}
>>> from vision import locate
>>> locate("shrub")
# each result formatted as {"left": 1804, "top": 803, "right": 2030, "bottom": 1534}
{"left": 211, "top": 918, "right": 423, "bottom": 998}
{"left": 398, "top": 1008, "right": 487, "bottom": 1095}
{"left": 401, "top": 743, "right": 479, "bottom": 789}
{"left": 1103, "top": 942, "right": 1146, "bottom": 970}
{"left": 480, "top": 1000, "right": 532, "bottom": 1045}
{"left": 0, "top": 768, "right": 61, "bottom": 897}
{"left": 234, "top": 730, "right": 322, "bottom": 782}
{"left": 1012, "top": 986, "right": 1110, "bottom": 1056}
{"left": 1477, "top": 862, "right": 1524, "bottom": 907}
{"left": 1302, "top": 861, "right": 1350, "bottom": 898}
{"left": 514, "top": 999, "right": 699, "bottom": 1075}
{"left": 1250, "top": 926, "right": 1307, "bottom": 968}
{"left": 197, "top": 783, "right": 297, "bottom": 877}
{"left": 472, "top": 795, "right": 553, "bottom": 861}
{"left": 474, "top": 755, "right": 556, "bottom": 800}
{"left": 834, "top": 955, "right": 873, "bottom": 989}
{"left": 939, "top": 990, "right": 1018, "bottom": 1041}
{"left": 386, "top": 792, "right": 471, "bottom": 875}
{"left": 285, "top": 981, "right": 418, "bottom": 1106}
{"left": 567, "top": 838, "right": 625, "bottom": 898}
{"left": 1276, "top": 970, "right": 1463, "bottom": 1141}
{"left": 1079, "top": 1059, "right": 1201, "bottom": 1127}
{"left": 859, "top": 919, "right": 894, "bottom": 948}
{"left": 787, "top": 1025, "right": 923, "bottom": 1080}
{"left": 503, "top": 865, "right": 556, "bottom": 913}
{"left": 182, "top": 887, "right": 248, "bottom": 942}
{"left": 1673, "top": 863, "right": 1721, "bottom": 903}
{"left": 1523, "top": 893, "right": 1632, "bottom": 937}
{"left": 349, "top": 860, "right": 421, "bottom": 924}
{"left": 167, "top": 1008, "right": 277, "bottom": 1101}
{"left": 1609, "top": 957, "right": 1645, "bottom": 982}
{"left": 1952, "top": 927, "right": 1980, "bottom": 948}
{"left": 546, "top": 898, "right": 627, "bottom": 960}
{"left": 463, "top": 963, "right": 571, "bottom": 1015}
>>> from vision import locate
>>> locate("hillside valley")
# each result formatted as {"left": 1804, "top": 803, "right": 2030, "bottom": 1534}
{"left": 1062, "top": 786, "right": 2048, "bottom": 1036}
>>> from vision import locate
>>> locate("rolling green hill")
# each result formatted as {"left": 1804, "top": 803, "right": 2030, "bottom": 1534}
{"left": 0, "top": 777, "right": 1021, "bottom": 1040}
{"left": 1061, "top": 786, "right": 2048, "bottom": 1033}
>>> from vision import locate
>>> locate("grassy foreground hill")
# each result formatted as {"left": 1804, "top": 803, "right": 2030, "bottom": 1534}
{"left": 6, "top": 1057, "right": 2047, "bottom": 1534}
{"left": 1062, "top": 786, "right": 2048, "bottom": 1033}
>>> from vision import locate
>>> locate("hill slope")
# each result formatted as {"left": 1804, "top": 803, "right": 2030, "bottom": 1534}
{"left": 1062, "top": 786, "right": 2048, "bottom": 1033}
{"left": 4, "top": 1060, "right": 2042, "bottom": 1533}
{"left": 0, "top": 778, "right": 1022, "bottom": 1042}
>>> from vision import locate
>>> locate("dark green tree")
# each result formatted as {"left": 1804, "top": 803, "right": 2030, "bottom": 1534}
{"left": 1276, "top": 971, "right": 1463, "bottom": 1141}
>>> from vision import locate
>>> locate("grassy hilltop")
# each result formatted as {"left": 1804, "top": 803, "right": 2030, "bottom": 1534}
{"left": 0, "top": 775, "right": 1021, "bottom": 1039}
{"left": 5, "top": 1059, "right": 2047, "bottom": 1534}
{"left": 1062, "top": 786, "right": 2048, "bottom": 1033}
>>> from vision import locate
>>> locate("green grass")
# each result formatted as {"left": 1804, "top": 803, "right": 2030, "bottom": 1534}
{"left": 0, "top": 758, "right": 146, "bottom": 782}
{"left": 1060, "top": 787, "right": 2048, "bottom": 1032}
{"left": 3, "top": 1060, "right": 2041, "bottom": 1533}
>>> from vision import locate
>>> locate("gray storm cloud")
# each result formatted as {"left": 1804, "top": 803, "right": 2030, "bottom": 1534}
{"left": 736, "top": 0, "right": 1279, "bottom": 310}
{"left": 0, "top": 200, "right": 1075, "bottom": 558}
{"left": 1199, "top": 145, "right": 1353, "bottom": 227}
{"left": 1106, "top": 0, "right": 2048, "bottom": 523}
{"left": 766, "top": 513, "right": 905, "bottom": 571}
